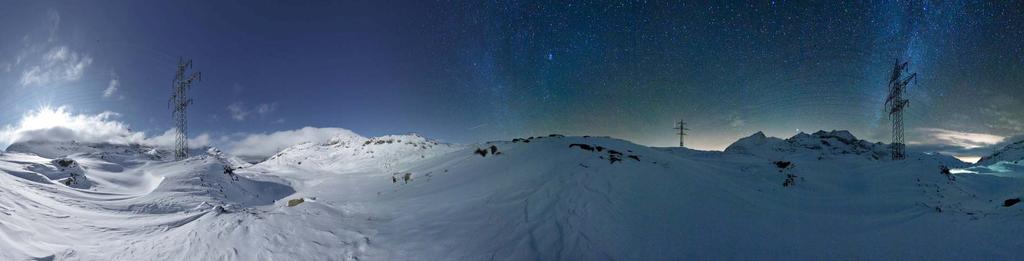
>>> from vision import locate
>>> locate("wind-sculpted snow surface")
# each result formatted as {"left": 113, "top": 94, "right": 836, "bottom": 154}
{"left": 3, "top": 131, "right": 1024, "bottom": 260}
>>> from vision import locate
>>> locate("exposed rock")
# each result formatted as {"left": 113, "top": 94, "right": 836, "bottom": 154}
{"left": 474, "top": 148, "right": 489, "bottom": 157}
{"left": 569, "top": 144, "right": 595, "bottom": 151}
{"left": 783, "top": 174, "right": 798, "bottom": 187}
{"left": 55, "top": 158, "right": 75, "bottom": 167}
{"left": 1004, "top": 198, "right": 1021, "bottom": 207}
{"left": 774, "top": 161, "right": 792, "bottom": 169}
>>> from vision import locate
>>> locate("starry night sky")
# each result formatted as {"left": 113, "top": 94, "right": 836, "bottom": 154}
{"left": 1, "top": 1, "right": 1022, "bottom": 157}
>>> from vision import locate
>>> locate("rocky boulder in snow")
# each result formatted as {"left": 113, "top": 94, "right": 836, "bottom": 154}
{"left": 51, "top": 158, "right": 87, "bottom": 187}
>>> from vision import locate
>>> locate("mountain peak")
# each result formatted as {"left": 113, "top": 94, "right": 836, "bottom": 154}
{"left": 725, "top": 130, "right": 886, "bottom": 160}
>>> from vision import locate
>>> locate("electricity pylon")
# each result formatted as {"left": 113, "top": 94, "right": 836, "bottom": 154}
{"left": 884, "top": 59, "right": 916, "bottom": 160}
{"left": 169, "top": 58, "right": 201, "bottom": 160}
{"left": 673, "top": 119, "right": 689, "bottom": 148}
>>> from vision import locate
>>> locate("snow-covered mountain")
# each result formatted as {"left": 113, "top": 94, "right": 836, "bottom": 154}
{"left": 725, "top": 130, "right": 891, "bottom": 160}
{"left": 977, "top": 138, "right": 1024, "bottom": 166}
{"left": 5, "top": 140, "right": 168, "bottom": 160}
{"left": 257, "top": 132, "right": 463, "bottom": 175}
{"left": 725, "top": 130, "right": 967, "bottom": 167}
{"left": 2, "top": 130, "right": 1023, "bottom": 260}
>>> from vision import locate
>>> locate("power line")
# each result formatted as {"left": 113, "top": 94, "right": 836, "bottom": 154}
{"left": 169, "top": 58, "right": 201, "bottom": 160}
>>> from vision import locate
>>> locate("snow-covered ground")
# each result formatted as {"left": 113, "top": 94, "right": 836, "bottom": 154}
{"left": 2, "top": 130, "right": 1024, "bottom": 260}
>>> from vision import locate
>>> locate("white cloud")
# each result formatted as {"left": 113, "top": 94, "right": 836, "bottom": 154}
{"left": 0, "top": 107, "right": 354, "bottom": 162}
{"left": 980, "top": 99, "right": 1024, "bottom": 132}
{"left": 46, "top": 9, "right": 60, "bottom": 42}
{"left": 227, "top": 102, "right": 250, "bottom": 121}
{"left": 729, "top": 118, "right": 745, "bottom": 128}
{"left": 0, "top": 106, "right": 144, "bottom": 147}
{"left": 912, "top": 128, "right": 1005, "bottom": 149}
{"left": 143, "top": 128, "right": 211, "bottom": 149}
{"left": 103, "top": 72, "right": 121, "bottom": 99}
{"left": 0, "top": 106, "right": 208, "bottom": 150}
{"left": 19, "top": 46, "right": 93, "bottom": 87}
{"left": 223, "top": 127, "right": 359, "bottom": 161}
{"left": 227, "top": 102, "right": 277, "bottom": 121}
{"left": 257, "top": 103, "right": 277, "bottom": 115}
{"left": 987, "top": 110, "right": 1024, "bottom": 132}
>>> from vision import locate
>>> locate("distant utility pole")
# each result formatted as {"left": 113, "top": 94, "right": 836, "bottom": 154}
{"left": 884, "top": 59, "right": 916, "bottom": 160}
{"left": 168, "top": 58, "right": 201, "bottom": 160}
{"left": 674, "top": 119, "right": 689, "bottom": 148}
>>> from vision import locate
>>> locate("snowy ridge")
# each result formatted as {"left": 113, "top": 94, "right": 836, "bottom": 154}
{"left": 5, "top": 140, "right": 167, "bottom": 160}
{"left": 726, "top": 130, "right": 892, "bottom": 160}
{"left": 206, "top": 147, "right": 253, "bottom": 169}
{"left": 2, "top": 130, "right": 1024, "bottom": 260}
{"left": 258, "top": 132, "right": 463, "bottom": 175}
{"left": 725, "top": 130, "right": 967, "bottom": 167}
{"left": 977, "top": 138, "right": 1024, "bottom": 166}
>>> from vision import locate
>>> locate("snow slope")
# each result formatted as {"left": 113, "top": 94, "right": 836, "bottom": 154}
{"left": 956, "top": 138, "right": 1024, "bottom": 178}
{"left": 977, "top": 138, "right": 1024, "bottom": 166}
{"left": 2, "top": 131, "right": 1024, "bottom": 260}
{"left": 260, "top": 133, "right": 462, "bottom": 173}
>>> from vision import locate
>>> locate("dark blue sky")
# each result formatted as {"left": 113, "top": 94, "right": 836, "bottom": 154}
{"left": 1, "top": 1, "right": 1022, "bottom": 157}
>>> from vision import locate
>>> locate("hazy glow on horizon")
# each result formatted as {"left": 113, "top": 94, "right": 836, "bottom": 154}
{"left": 954, "top": 156, "right": 982, "bottom": 164}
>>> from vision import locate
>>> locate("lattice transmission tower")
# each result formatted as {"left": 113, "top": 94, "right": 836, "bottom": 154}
{"left": 169, "top": 58, "right": 201, "bottom": 160}
{"left": 673, "top": 119, "right": 689, "bottom": 148}
{"left": 884, "top": 59, "right": 916, "bottom": 160}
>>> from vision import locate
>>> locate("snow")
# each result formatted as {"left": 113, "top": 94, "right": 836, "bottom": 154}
{"left": 725, "top": 130, "right": 968, "bottom": 168}
{"left": 955, "top": 138, "right": 1024, "bottom": 178}
{"left": 727, "top": 130, "right": 892, "bottom": 161}
{"left": 2, "top": 130, "right": 1024, "bottom": 260}
{"left": 977, "top": 138, "right": 1024, "bottom": 166}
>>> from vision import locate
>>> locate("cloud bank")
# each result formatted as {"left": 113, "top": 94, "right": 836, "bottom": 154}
{"left": 0, "top": 106, "right": 145, "bottom": 147}
{"left": 0, "top": 106, "right": 360, "bottom": 163}
{"left": 907, "top": 128, "right": 1022, "bottom": 162}
{"left": 0, "top": 106, "right": 210, "bottom": 150}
